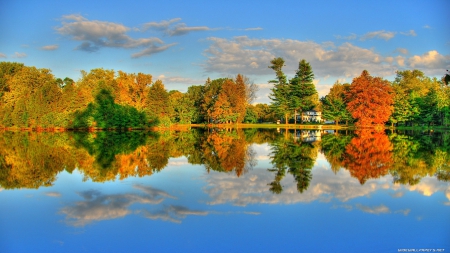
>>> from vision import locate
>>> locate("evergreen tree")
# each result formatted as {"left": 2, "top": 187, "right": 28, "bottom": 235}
{"left": 268, "top": 57, "right": 290, "bottom": 124}
{"left": 289, "top": 59, "right": 318, "bottom": 124}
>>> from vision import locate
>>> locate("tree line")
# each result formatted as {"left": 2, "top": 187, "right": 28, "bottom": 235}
{"left": 0, "top": 62, "right": 257, "bottom": 129}
{"left": 1, "top": 60, "right": 449, "bottom": 129}
{"left": 268, "top": 57, "right": 450, "bottom": 127}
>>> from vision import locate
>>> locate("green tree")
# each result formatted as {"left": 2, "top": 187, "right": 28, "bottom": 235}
{"left": 244, "top": 105, "right": 258, "bottom": 123}
{"left": 289, "top": 59, "right": 318, "bottom": 124}
{"left": 321, "top": 81, "right": 352, "bottom": 125}
{"left": 268, "top": 57, "right": 290, "bottom": 124}
{"left": 186, "top": 85, "right": 204, "bottom": 123}
{"left": 169, "top": 91, "right": 195, "bottom": 124}
{"left": 268, "top": 131, "right": 317, "bottom": 193}
{"left": 146, "top": 80, "right": 171, "bottom": 125}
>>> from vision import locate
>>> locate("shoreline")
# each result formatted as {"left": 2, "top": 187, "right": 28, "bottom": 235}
{"left": 0, "top": 123, "right": 448, "bottom": 132}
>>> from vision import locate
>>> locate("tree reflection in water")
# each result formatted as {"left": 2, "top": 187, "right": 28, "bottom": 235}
{"left": 342, "top": 129, "right": 393, "bottom": 185}
{"left": 0, "top": 128, "right": 449, "bottom": 190}
{"left": 268, "top": 129, "right": 319, "bottom": 194}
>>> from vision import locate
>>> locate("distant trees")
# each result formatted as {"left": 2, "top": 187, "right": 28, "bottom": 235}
{"left": 388, "top": 70, "right": 449, "bottom": 127}
{"left": 1, "top": 60, "right": 449, "bottom": 129}
{"left": 319, "top": 68, "right": 450, "bottom": 128}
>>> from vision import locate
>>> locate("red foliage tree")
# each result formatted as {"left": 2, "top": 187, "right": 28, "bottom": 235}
{"left": 343, "top": 129, "right": 393, "bottom": 184}
{"left": 346, "top": 70, "right": 394, "bottom": 127}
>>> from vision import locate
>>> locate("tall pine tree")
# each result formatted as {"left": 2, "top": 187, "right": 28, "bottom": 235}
{"left": 290, "top": 59, "right": 318, "bottom": 124}
{"left": 268, "top": 57, "right": 290, "bottom": 124}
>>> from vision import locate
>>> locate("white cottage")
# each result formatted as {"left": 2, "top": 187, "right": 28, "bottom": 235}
{"left": 296, "top": 110, "right": 322, "bottom": 123}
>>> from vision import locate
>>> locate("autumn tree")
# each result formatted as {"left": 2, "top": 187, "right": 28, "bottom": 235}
{"left": 0, "top": 66, "right": 63, "bottom": 128}
{"left": 346, "top": 70, "right": 394, "bottom": 127}
{"left": 202, "top": 78, "right": 225, "bottom": 123}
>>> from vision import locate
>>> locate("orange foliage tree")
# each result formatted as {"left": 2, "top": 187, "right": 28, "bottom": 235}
{"left": 346, "top": 70, "right": 394, "bottom": 127}
{"left": 343, "top": 129, "right": 393, "bottom": 184}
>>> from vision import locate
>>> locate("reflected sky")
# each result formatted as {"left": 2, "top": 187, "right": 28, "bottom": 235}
{"left": 0, "top": 130, "right": 449, "bottom": 253}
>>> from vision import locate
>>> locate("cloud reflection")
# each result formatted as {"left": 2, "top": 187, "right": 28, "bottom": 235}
{"left": 45, "top": 192, "right": 61, "bottom": 197}
{"left": 143, "top": 205, "right": 208, "bottom": 224}
{"left": 60, "top": 185, "right": 175, "bottom": 226}
{"left": 356, "top": 204, "right": 390, "bottom": 215}
{"left": 202, "top": 153, "right": 450, "bottom": 210}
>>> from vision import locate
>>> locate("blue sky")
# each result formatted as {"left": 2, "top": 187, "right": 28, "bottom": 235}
{"left": 1, "top": 0, "right": 449, "bottom": 103}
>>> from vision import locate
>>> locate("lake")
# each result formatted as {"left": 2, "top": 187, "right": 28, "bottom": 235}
{"left": 0, "top": 128, "right": 449, "bottom": 252}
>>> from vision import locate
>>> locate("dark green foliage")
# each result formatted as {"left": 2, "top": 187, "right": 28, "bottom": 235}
{"left": 268, "top": 130, "right": 316, "bottom": 193}
{"left": 186, "top": 85, "right": 205, "bottom": 123}
{"left": 268, "top": 57, "right": 290, "bottom": 123}
{"left": 72, "top": 89, "right": 154, "bottom": 129}
{"left": 72, "top": 131, "right": 151, "bottom": 169}
{"left": 290, "top": 59, "right": 318, "bottom": 123}
{"left": 243, "top": 106, "right": 258, "bottom": 123}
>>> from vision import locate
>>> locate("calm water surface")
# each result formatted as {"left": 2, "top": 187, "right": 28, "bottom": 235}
{"left": 0, "top": 128, "right": 449, "bottom": 253}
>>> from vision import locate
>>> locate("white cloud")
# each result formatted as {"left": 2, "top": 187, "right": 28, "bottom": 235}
{"left": 61, "top": 14, "right": 87, "bottom": 22}
{"left": 245, "top": 27, "right": 263, "bottom": 31}
{"left": 396, "top": 56, "right": 406, "bottom": 67}
{"left": 360, "top": 30, "right": 396, "bottom": 41}
{"left": 396, "top": 48, "right": 409, "bottom": 55}
{"left": 400, "top": 30, "right": 417, "bottom": 36}
{"left": 143, "top": 18, "right": 211, "bottom": 36}
{"left": 157, "top": 74, "right": 205, "bottom": 86}
{"left": 168, "top": 24, "right": 210, "bottom": 36}
{"left": 13, "top": 52, "right": 27, "bottom": 58}
{"left": 203, "top": 36, "right": 398, "bottom": 79}
{"left": 423, "top": 25, "right": 431, "bottom": 29}
{"left": 56, "top": 14, "right": 173, "bottom": 58}
{"left": 131, "top": 43, "right": 177, "bottom": 58}
{"left": 335, "top": 33, "right": 357, "bottom": 40}
{"left": 142, "top": 18, "right": 181, "bottom": 31}
{"left": 0, "top": 53, "right": 6, "bottom": 58}
{"left": 408, "top": 50, "right": 450, "bottom": 70}
{"left": 41, "top": 44, "right": 59, "bottom": 51}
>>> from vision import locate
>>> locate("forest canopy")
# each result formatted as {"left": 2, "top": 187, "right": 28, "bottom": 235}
{"left": 0, "top": 60, "right": 448, "bottom": 129}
